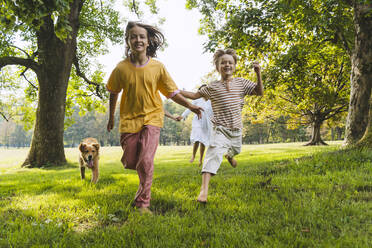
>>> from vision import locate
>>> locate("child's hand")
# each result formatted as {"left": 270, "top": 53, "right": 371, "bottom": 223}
{"left": 190, "top": 105, "right": 204, "bottom": 119}
{"left": 252, "top": 61, "right": 261, "bottom": 73}
{"left": 175, "top": 116, "right": 183, "bottom": 121}
{"left": 107, "top": 118, "right": 114, "bottom": 132}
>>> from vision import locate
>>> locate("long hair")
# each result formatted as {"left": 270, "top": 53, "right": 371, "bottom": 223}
{"left": 125, "top": 21, "right": 165, "bottom": 58}
{"left": 213, "top": 48, "right": 238, "bottom": 71}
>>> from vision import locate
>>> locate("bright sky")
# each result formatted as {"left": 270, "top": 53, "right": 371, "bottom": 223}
{"left": 99, "top": 0, "right": 214, "bottom": 91}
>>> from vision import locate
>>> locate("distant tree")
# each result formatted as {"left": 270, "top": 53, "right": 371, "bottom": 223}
{"left": 10, "top": 125, "right": 32, "bottom": 147}
{"left": 261, "top": 43, "right": 350, "bottom": 145}
{"left": 242, "top": 121, "right": 269, "bottom": 144}
{"left": 63, "top": 106, "right": 120, "bottom": 147}
{"left": 161, "top": 100, "right": 190, "bottom": 145}
{"left": 179, "top": 117, "right": 192, "bottom": 145}
{"left": 0, "top": 119, "right": 14, "bottom": 147}
{"left": 242, "top": 115, "right": 309, "bottom": 144}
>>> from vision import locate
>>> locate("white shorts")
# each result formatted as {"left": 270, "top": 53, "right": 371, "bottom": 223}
{"left": 201, "top": 126, "right": 242, "bottom": 175}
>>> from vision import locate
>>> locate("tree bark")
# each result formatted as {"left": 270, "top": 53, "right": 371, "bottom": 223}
{"left": 304, "top": 120, "right": 328, "bottom": 146}
{"left": 356, "top": 99, "right": 372, "bottom": 148}
{"left": 343, "top": 2, "right": 372, "bottom": 146}
{"left": 22, "top": 0, "right": 82, "bottom": 167}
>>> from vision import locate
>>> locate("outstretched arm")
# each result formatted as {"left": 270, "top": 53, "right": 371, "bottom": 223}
{"left": 252, "top": 62, "right": 264, "bottom": 96}
{"left": 180, "top": 90, "right": 203, "bottom": 100}
{"left": 171, "top": 93, "right": 203, "bottom": 119}
{"left": 164, "top": 109, "right": 181, "bottom": 121}
{"left": 107, "top": 93, "right": 119, "bottom": 132}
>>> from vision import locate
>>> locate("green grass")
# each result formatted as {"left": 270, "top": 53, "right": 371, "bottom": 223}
{"left": 0, "top": 142, "right": 371, "bottom": 247}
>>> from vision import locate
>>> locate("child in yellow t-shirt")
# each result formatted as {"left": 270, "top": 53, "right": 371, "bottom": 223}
{"left": 106, "top": 21, "right": 202, "bottom": 214}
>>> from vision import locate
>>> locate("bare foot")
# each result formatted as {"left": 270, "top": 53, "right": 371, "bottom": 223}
{"left": 138, "top": 207, "right": 153, "bottom": 215}
{"left": 189, "top": 156, "right": 195, "bottom": 163}
{"left": 198, "top": 161, "right": 202, "bottom": 167}
{"left": 225, "top": 155, "right": 237, "bottom": 168}
{"left": 197, "top": 190, "right": 207, "bottom": 203}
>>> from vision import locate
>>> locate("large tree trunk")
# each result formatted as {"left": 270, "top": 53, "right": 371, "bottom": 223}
{"left": 304, "top": 120, "right": 327, "bottom": 146}
{"left": 22, "top": 0, "right": 82, "bottom": 167}
{"left": 343, "top": 2, "right": 372, "bottom": 146}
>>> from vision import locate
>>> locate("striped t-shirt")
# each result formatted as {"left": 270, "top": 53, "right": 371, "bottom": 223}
{"left": 198, "top": 78, "right": 257, "bottom": 130}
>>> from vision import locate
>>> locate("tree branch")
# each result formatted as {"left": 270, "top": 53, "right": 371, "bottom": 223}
{"left": 336, "top": 61, "right": 347, "bottom": 93}
{"left": 323, "top": 104, "right": 348, "bottom": 120}
{"left": 20, "top": 68, "right": 38, "bottom": 90}
{"left": 336, "top": 61, "right": 344, "bottom": 87}
{"left": 132, "top": 0, "right": 140, "bottom": 18}
{"left": 9, "top": 45, "right": 31, "bottom": 59}
{"left": 338, "top": 28, "right": 352, "bottom": 55}
{"left": 0, "top": 56, "right": 39, "bottom": 73}
{"left": 341, "top": 0, "right": 354, "bottom": 7}
{"left": 316, "top": 38, "right": 334, "bottom": 48}
{"left": 0, "top": 111, "right": 9, "bottom": 122}
{"left": 73, "top": 55, "right": 103, "bottom": 99}
{"left": 278, "top": 95, "right": 299, "bottom": 105}
{"left": 264, "top": 115, "right": 311, "bottom": 126}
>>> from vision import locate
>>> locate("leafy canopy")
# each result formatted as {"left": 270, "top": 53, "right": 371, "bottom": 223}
{"left": 0, "top": 0, "right": 125, "bottom": 126}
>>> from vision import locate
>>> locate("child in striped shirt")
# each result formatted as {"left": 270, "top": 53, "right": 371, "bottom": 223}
{"left": 181, "top": 48, "right": 263, "bottom": 203}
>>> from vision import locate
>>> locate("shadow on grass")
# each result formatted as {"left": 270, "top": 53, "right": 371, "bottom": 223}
{"left": 40, "top": 162, "right": 78, "bottom": 170}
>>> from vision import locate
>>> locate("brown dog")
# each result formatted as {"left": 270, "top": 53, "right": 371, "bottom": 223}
{"left": 78, "top": 137, "right": 100, "bottom": 183}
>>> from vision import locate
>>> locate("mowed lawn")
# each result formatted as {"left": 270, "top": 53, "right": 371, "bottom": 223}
{"left": 0, "top": 142, "right": 371, "bottom": 247}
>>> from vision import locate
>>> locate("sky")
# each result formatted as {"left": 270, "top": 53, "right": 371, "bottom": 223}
{"left": 99, "top": 0, "right": 214, "bottom": 91}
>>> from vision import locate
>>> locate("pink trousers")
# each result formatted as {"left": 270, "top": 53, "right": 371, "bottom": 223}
{"left": 120, "top": 125, "right": 160, "bottom": 208}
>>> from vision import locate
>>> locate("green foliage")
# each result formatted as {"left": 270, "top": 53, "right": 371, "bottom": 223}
{"left": 63, "top": 106, "right": 120, "bottom": 147}
{"left": 0, "top": 66, "right": 36, "bottom": 125}
{"left": 161, "top": 100, "right": 190, "bottom": 145}
{"left": 252, "top": 41, "right": 351, "bottom": 129}
{"left": 1, "top": 143, "right": 371, "bottom": 246}
{"left": 78, "top": 0, "right": 124, "bottom": 57}
{"left": 66, "top": 68, "right": 107, "bottom": 116}
{"left": 242, "top": 116, "right": 309, "bottom": 144}
{"left": 186, "top": 0, "right": 353, "bottom": 55}
{"left": 0, "top": 0, "right": 73, "bottom": 41}
{"left": 0, "top": 120, "right": 32, "bottom": 147}
{"left": 0, "top": 0, "right": 125, "bottom": 129}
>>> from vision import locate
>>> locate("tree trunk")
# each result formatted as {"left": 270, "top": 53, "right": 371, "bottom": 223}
{"left": 304, "top": 120, "right": 327, "bottom": 146}
{"left": 343, "top": 2, "right": 372, "bottom": 146}
{"left": 23, "top": 67, "right": 69, "bottom": 167}
{"left": 356, "top": 99, "right": 372, "bottom": 148}
{"left": 22, "top": 0, "right": 82, "bottom": 167}
{"left": 336, "top": 126, "right": 343, "bottom": 140}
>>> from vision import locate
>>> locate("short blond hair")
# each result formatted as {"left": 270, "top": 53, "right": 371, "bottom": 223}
{"left": 213, "top": 48, "right": 238, "bottom": 71}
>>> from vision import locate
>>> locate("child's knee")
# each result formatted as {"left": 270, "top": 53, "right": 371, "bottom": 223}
{"left": 121, "top": 155, "right": 137, "bottom": 170}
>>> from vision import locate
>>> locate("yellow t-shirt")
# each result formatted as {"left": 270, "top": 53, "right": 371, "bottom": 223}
{"left": 106, "top": 57, "right": 178, "bottom": 133}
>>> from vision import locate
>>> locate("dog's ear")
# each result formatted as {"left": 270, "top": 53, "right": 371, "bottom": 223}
{"left": 93, "top": 143, "right": 100, "bottom": 151}
{"left": 79, "top": 143, "right": 86, "bottom": 152}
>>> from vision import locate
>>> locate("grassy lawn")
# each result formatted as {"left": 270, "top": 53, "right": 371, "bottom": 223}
{"left": 0, "top": 142, "right": 371, "bottom": 247}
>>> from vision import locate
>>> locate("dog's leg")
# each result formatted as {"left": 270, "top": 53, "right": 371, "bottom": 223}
{"left": 91, "top": 166, "right": 99, "bottom": 184}
{"left": 80, "top": 166, "right": 85, "bottom": 180}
